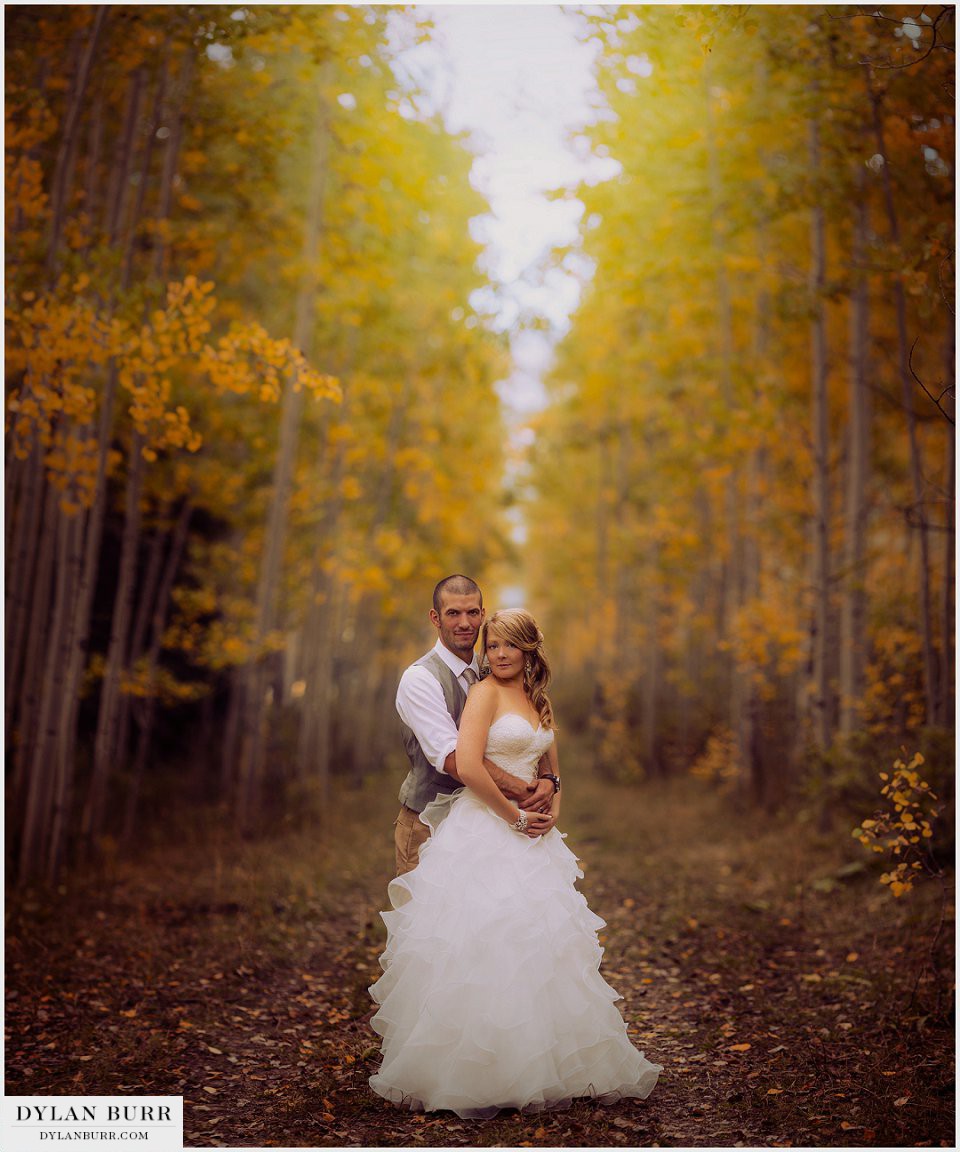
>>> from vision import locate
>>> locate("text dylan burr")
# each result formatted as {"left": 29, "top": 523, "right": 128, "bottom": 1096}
{"left": 17, "top": 1106, "right": 173, "bottom": 1122}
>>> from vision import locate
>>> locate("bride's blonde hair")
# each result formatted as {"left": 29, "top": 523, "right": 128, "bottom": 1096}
{"left": 480, "top": 609, "right": 556, "bottom": 730}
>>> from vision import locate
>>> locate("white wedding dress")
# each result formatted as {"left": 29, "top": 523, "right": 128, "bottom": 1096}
{"left": 368, "top": 713, "right": 661, "bottom": 1118}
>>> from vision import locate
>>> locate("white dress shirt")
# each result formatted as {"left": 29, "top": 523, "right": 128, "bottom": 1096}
{"left": 396, "top": 639, "right": 480, "bottom": 775}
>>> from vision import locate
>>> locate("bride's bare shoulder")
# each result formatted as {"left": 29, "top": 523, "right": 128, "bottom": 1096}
{"left": 461, "top": 675, "right": 498, "bottom": 724}
{"left": 471, "top": 675, "right": 499, "bottom": 697}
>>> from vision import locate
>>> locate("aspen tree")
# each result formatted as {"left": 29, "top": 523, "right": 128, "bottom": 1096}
{"left": 839, "top": 167, "right": 872, "bottom": 738}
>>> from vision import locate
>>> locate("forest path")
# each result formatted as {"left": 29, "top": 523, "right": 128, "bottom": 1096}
{"left": 6, "top": 761, "right": 953, "bottom": 1148}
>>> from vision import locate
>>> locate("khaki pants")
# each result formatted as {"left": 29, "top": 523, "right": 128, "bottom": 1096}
{"left": 394, "top": 804, "right": 431, "bottom": 876}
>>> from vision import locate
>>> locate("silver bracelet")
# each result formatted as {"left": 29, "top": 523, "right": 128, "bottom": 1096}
{"left": 512, "top": 811, "right": 528, "bottom": 833}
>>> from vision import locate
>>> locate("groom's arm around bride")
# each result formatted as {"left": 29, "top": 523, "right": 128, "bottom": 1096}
{"left": 393, "top": 574, "right": 554, "bottom": 876}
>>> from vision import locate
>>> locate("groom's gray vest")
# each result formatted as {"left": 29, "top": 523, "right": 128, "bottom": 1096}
{"left": 398, "top": 650, "right": 467, "bottom": 813}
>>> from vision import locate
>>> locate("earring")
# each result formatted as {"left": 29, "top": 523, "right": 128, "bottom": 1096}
{"left": 524, "top": 660, "right": 532, "bottom": 674}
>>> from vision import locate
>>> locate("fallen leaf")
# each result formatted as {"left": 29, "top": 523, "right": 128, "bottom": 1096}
{"left": 728, "top": 1043, "right": 752, "bottom": 1052}
{"left": 767, "top": 1088, "right": 784, "bottom": 1095}
{"left": 894, "top": 1096, "right": 910, "bottom": 1107}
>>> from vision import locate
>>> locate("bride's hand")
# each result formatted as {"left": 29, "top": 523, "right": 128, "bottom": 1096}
{"left": 524, "top": 811, "right": 555, "bottom": 837}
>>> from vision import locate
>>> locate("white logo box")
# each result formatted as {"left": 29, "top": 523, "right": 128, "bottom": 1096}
{"left": 3, "top": 1096, "right": 184, "bottom": 1152}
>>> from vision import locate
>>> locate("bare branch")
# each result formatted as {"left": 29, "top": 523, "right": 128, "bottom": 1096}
{"left": 909, "top": 335, "right": 955, "bottom": 424}
{"left": 829, "top": 5, "right": 955, "bottom": 71}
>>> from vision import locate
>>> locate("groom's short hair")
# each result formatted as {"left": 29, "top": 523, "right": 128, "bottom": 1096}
{"left": 433, "top": 574, "right": 482, "bottom": 613}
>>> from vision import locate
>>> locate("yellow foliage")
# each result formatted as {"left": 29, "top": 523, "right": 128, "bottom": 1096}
{"left": 199, "top": 319, "right": 340, "bottom": 407}
{"left": 851, "top": 751, "right": 942, "bottom": 899}
{"left": 690, "top": 728, "right": 742, "bottom": 789}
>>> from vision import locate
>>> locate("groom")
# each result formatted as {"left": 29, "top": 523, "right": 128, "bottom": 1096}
{"left": 394, "top": 574, "right": 555, "bottom": 876}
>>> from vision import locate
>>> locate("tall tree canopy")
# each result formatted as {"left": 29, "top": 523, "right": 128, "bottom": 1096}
{"left": 524, "top": 4, "right": 954, "bottom": 803}
{"left": 6, "top": 4, "right": 510, "bottom": 879}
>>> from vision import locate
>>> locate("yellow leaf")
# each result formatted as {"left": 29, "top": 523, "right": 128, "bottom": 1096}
{"left": 728, "top": 1042, "right": 751, "bottom": 1052}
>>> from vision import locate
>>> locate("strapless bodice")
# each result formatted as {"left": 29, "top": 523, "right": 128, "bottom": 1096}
{"left": 485, "top": 713, "right": 554, "bottom": 783}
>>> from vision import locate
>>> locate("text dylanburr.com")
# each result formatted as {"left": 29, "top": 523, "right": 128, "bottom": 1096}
{"left": 4, "top": 1097, "right": 184, "bottom": 1151}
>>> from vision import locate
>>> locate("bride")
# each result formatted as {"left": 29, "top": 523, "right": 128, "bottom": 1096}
{"left": 368, "top": 608, "right": 661, "bottom": 1118}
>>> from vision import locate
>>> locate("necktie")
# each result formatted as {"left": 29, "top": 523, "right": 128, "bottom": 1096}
{"left": 462, "top": 668, "right": 478, "bottom": 689}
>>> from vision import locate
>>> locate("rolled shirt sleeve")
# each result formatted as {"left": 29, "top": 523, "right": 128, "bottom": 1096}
{"left": 396, "top": 664, "right": 460, "bottom": 774}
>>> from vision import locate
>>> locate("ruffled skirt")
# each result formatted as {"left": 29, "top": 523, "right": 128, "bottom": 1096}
{"left": 368, "top": 792, "right": 661, "bottom": 1118}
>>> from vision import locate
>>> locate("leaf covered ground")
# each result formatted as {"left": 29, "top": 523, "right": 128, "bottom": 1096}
{"left": 5, "top": 765, "right": 955, "bottom": 1148}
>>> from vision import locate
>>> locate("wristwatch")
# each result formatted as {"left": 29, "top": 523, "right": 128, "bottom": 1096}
{"left": 540, "top": 773, "right": 561, "bottom": 794}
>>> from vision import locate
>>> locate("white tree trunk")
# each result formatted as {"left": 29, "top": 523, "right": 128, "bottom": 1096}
{"left": 235, "top": 71, "right": 331, "bottom": 831}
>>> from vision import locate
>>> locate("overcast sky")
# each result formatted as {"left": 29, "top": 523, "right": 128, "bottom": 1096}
{"left": 392, "top": 5, "right": 615, "bottom": 414}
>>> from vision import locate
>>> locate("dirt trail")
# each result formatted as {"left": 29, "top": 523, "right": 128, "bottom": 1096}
{"left": 5, "top": 768, "right": 954, "bottom": 1148}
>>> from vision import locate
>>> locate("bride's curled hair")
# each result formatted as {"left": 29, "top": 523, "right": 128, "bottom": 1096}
{"left": 480, "top": 609, "right": 556, "bottom": 730}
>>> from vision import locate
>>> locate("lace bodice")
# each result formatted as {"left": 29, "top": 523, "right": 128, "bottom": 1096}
{"left": 485, "top": 713, "right": 554, "bottom": 784}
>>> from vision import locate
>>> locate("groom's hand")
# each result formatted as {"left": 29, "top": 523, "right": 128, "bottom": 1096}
{"left": 496, "top": 772, "right": 537, "bottom": 802}
{"left": 518, "top": 777, "right": 555, "bottom": 813}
